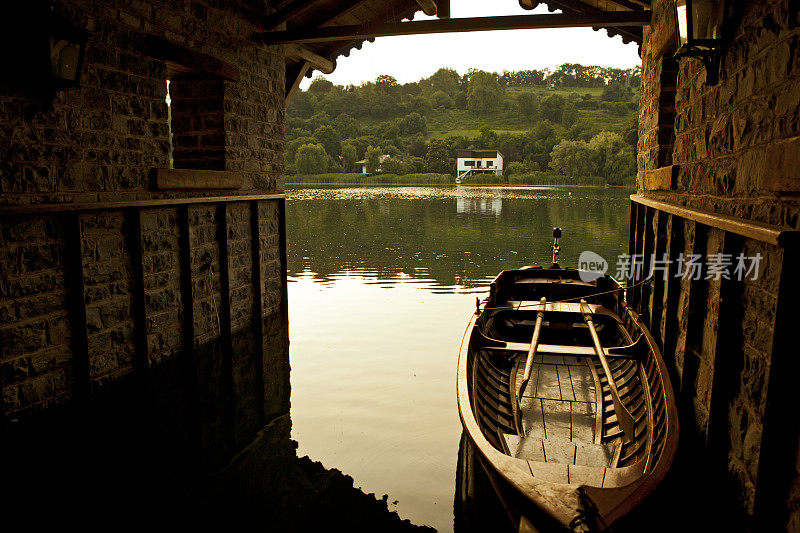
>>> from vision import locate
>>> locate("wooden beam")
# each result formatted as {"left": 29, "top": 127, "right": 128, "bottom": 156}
{"left": 285, "top": 60, "right": 311, "bottom": 108}
{"left": 145, "top": 35, "right": 240, "bottom": 81}
{"left": 604, "top": 0, "right": 646, "bottom": 11}
{"left": 436, "top": 0, "right": 450, "bottom": 18}
{"left": 263, "top": 0, "right": 321, "bottom": 30}
{"left": 415, "top": 0, "right": 437, "bottom": 16}
{"left": 0, "top": 194, "right": 285, "bottom": 215}
{"left": 284, "top": 44, "right": 335, "bottom": 74}
{"left": 630, "top": 194, "right": 800, "bottom": 247}
{"left": 539, "top": 0, "right": 642, "bottom": 43}
{"left": 259, "top": 11, "right": 652, "bottom": 44}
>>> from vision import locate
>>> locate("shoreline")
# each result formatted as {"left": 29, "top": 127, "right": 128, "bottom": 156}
{"left": 286, "top": 180, "right": 634, "bottom": 189}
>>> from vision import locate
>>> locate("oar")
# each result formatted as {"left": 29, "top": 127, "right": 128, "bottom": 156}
{"left": 516, "top": 297, "right": 546, "bottom": 436}
{"left": 580, "top": 299, "right": 636, "bottom": 442}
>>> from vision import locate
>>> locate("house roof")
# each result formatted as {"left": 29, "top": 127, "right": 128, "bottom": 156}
{"left": 355, "top": 154, "right": 390, "bottom": 164}
{"left": 457, "top": 149, "right": 502, "bottom": 159}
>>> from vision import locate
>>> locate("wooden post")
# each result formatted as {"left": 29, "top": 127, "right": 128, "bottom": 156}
{"left": 250, "top": 200, "right": 266, "bottom": 428}
{"left": 177, "top": 205, "right": 201, "bottom": 456}
{"left": 285, "top": 61, "right": 311, "bottom": 108}
{"left": 754, "top": 243, "right": 800, "bottom": 530}
{"left": 65, "top": 212, "right": 90, "bottom": 402}
{"left": 125, "top": 208, "right": 149, "bottom": 382}
{"left": 216, "top": 203, "right": 236, "bottom": 453}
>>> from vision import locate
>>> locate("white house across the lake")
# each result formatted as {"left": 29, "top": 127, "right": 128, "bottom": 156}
{"left": 355, "top": 154, "right": 391, "bottom": 174}
{"left": 456, "top": 149, "right": 503, "bottom": 177}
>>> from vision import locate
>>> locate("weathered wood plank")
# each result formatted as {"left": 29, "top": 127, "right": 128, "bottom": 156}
{"left": 542, "top": 354, "right": 565, "bottom": 365}
{"left": 575, "top": 442, "right": 615, "bottom": 467}
{"left": 536, "top": 365, "right": 562, "bottom": 400}
{"left": 557, "top": 365, "right": 575, "bottom": 401}
{"left": 571, "top": 401, "right": 596, "bottom": 443}
{"left": 568, "top": 464, "right": 605, "bottom": 487}
{"left": 543, "top": 438, "right": 577, "bottom": 464}
{"left": 569, "top": 365, "right": 596, "bottom": 404}
{"left": 519, "top": 396, "right": 545, "bottom": 439}
{"left": 529, "top": 461, "right": 569, "bottom": 484}
{"left": 518, "top": 360, "right": 539, "bottom": 398}
{"left": 542, "top": 399, "right": 572, "bottom": 440}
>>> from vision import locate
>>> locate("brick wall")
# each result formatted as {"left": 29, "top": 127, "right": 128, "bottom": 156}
{"left": 638, "top": 1, "right": 800, "bottom": 529}
{"left": 0, "top": 0, "right": 289, "bottom": 481}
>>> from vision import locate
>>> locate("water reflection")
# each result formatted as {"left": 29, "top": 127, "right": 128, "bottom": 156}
{"left": 286, "top": 186, "right": 630, "bottom": 290}
{"left": 286, "top": 185, "right": 632, "bottom": 532}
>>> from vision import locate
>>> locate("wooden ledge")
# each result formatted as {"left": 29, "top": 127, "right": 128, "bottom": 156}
{"left": 630, "top": 194, "right": 800, "bottom": 247}
{"left": 156, "top": 169, "right": 241, "bottom": 190}
{"left": 0, "top": 193, "right": 284, "bottom": 216}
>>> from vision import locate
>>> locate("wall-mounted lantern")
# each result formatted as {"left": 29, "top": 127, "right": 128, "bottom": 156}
{"left": 673, "top": 0, "right": 727, "bottom": 85}
{"left": 48, "top": 15, "right": 88, "bottom": 89}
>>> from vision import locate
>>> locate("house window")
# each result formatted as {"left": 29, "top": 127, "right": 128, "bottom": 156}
{"left": 464, "top": 161, "right": 474, "bottom": 167}
{"left": 168, "top": 77, "right": 225, "bottom": 170}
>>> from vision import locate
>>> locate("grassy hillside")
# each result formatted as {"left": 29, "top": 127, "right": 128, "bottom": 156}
{"left": 286, "top": 66, "right": 640, "bottom": 185}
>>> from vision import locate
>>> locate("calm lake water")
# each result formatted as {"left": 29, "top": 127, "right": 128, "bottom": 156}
{"left": 286, "top": 185, "right": 632, "bottom": 532}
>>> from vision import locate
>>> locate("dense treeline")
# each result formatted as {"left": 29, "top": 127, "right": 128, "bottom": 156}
{"left": 286, "top": 64, "right": 640, "bottom": 185}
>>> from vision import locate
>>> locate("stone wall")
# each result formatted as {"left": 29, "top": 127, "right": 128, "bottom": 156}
{"left": 637, "top": 1, "right": 800, "bottom": 529}
{"left": 0, "top": 0, "right": 289, "bottom": 492}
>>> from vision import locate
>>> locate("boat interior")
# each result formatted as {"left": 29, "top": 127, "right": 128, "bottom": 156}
{"left": 469, "top": 267, "right": 670, "bottom": 489}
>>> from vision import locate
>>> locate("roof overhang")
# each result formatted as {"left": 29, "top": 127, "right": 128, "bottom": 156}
{"left": 264, "top": 0, "right": 651, "bottom": 107}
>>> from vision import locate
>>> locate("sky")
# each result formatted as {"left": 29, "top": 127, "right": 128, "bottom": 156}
{"left": 299, "top": 0, "right": 642, "bottom": 89}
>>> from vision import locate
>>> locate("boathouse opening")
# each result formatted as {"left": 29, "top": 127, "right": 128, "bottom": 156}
{"left": 0, "top": 1, "right": 798, "bottom": 530}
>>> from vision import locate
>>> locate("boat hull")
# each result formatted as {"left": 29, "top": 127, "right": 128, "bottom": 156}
{"left": 457, "top": 267, "right": 678, "bottom": 531}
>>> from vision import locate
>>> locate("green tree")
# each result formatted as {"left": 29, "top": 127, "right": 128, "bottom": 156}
{"left": 295, "top": 143, "right": 329, "bottom": 174}
{"left": 423, "top": 139, "right": 452, "bottom": 174}
{"left": 549, "top": 140, "right": 596, "bottom": 179}
{"left": 430, "top": 90, "right": 454, "bottom": 109}
{"left": 286, "top": 136, "right": 316, "bottom": 166}
{"left": 400, "top": 112, "right": 427, "bottom": 135}
{"left": 601, "top": 82, "right": 631, "bottom": 102}
{"left": 308, "top": 77, "right": 334, "bottom": 95}
{"left": 477, "top": 125, "right": 498, "bottom": 148}
{"left": 381, "top": 156, "right": 412, "bottom": 175}
{"left": 540, "top": 94, "right": 566, "bottom": 122}
{"left": 516, "top": 93, "right": 539, "bottom": 118}
{"left": 365, "top": 145, "right": 383, "bottom": 174}
{"left": 467, "top": 70, "right": 504, "bottom": 113}
{"left": 622, "top": 114, "right": 639, "bottom": 158}
{"left": 504, "top": 161, "right": 527, "bottom": 177}
{"left": 375, "top": 74, "right": 399, "bottom": 92}
{"left": 333, "top": 113, "right": 359, "bottom": 139}
{"left": 589, "top": 131, "right": 635, "bottom": 184}
{"left": 422, "top": 67, "right": 461, "bottom": 97}
{"left": 561, "top": 101, "right": 578, "bottom": 126}
{"left": 313, "top": 125, "right": 341, "bottom": 157}
{"left": 341, "top": 141, "right": 357, "bottom": 172}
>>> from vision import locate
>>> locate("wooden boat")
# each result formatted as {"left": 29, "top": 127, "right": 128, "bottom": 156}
{"left": 457, "top": 229, "right": 678, "bottom": 532}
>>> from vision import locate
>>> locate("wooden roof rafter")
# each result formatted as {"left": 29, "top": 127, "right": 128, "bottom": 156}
{"left": 263, "top": 0, "right": 323, "bottom": 30}
{"left": 261, "top": 11, "right": 651, "bottom": 44}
